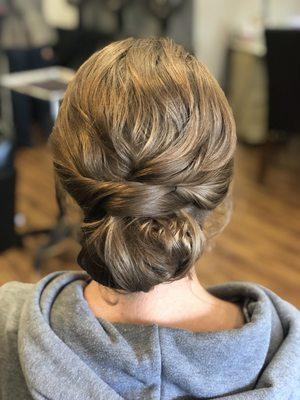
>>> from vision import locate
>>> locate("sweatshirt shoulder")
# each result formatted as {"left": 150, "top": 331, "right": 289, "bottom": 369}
{"left": 0, "top": 281, "right": 34, "bottom": 327}
{"left": 0, "top": 282, "right": 36, "bottom": 400}
{"left": 0, "top": 280, "right": 34, "bottom": 303}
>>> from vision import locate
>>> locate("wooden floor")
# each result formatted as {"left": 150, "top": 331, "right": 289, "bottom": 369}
{"left": 0, "top": 141, "right": 300, "bottom": 306}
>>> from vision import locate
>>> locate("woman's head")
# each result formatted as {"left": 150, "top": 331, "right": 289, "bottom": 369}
{"left": 50, "top": 37, "right": 236, "bottom": 293}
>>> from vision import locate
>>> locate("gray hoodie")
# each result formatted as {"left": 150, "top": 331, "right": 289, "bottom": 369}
{"left": 0, "top": 271, "right": 299, "bottom": 400}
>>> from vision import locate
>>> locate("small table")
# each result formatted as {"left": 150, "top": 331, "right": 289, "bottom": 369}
{"left": 1, "top": 66, "right": 74, "bottom": 120}
{"left": 1, "top": 66, "right": 75, "bottom": 269}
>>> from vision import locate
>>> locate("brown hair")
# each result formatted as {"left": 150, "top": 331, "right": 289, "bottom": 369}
{"left": 50, "top": 37, "right": 236, "bottom": 293}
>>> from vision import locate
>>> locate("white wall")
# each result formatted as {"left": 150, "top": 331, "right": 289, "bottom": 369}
{"left": 193, "top": 0, "right": 300, "bottom": 82}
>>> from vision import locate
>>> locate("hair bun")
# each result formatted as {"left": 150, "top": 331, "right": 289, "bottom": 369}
{"left": 50, "top": 37, "right": 236, "bottom": 292}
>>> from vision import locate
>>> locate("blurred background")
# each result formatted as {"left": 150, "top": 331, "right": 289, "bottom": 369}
{"left": 0, "top": 0, "right": 299, "bottom": 306}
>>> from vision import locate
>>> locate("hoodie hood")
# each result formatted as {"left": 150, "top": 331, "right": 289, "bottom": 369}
{"left": 0, "top": 271, "right": 299, "bottom": 400}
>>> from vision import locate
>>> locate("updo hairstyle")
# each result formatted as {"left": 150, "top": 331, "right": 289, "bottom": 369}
{"left": 50, "top": 38, "right": 236, "bottom": 293}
